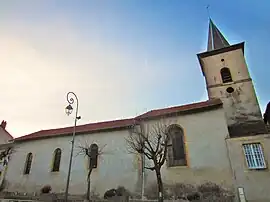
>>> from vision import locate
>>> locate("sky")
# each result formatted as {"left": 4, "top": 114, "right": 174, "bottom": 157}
{"left": 0, "top": 0, "right": 269, "bottom": 138}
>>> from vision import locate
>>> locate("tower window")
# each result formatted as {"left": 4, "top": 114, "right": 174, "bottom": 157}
{"left": 220, "top": 67, "right": 233, "bottom": 83}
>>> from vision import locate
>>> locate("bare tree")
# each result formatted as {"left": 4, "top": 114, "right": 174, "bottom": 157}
{"left": 0, "top": 146, "right": 14, "bottom": 190}
{"left": 76, "top": 142, "right": 106, "bottom": 201}
{"left": 126, "top": 120, "right": 170, "bottom": 202}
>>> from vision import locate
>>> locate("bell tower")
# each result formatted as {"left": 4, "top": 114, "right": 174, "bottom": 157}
{"left": 197, "top": 19, "right": 267, "bottom": 137}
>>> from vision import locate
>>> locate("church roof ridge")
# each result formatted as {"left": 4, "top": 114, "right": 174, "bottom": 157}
{"left": 15, "top": 99, "right": 222, "bottom": 142}
{"left": 136, "top": 98, "right": 222, "bottom": 119}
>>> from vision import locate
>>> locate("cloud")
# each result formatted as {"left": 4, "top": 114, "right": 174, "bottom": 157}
{"left": 0, "top": 18, "right": 172, "bottom": 137}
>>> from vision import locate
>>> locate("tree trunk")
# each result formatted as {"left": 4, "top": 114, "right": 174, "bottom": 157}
{"left": 155, "top": 168, "right": 164, "bottom": 202}
{"left": 86, "top": 168, "right": 92, "bottom": 201}
{"left": 86, "top": 177, "right": 90, "bottom": 201}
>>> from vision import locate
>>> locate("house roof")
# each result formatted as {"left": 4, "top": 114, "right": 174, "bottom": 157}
{"left": 0, "top": 121, "right": 14, "bottom": 140}
{"left": 4, "top": 129, "right": 14, "bottom": 139}
{"left": 15, "top": 99, "right": 222, "bottom": 142}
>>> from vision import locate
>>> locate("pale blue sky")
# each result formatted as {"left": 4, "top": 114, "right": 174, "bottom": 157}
{"left": 0, "top": 0, "right": 269, "bottom": 137}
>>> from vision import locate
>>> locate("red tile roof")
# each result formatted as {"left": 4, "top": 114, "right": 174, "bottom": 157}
{"left": 15, "top": 99, "right": 222, "bottom": 141}
{"left": 15, "top": 118, "right": 135, "bottom": 141}
{"left": 136, "top": 98, "right": 222, "bottom": 119}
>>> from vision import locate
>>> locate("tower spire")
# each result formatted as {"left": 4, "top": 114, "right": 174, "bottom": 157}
{"left": 207, "top": 19, "right": 230, "bottom": 51}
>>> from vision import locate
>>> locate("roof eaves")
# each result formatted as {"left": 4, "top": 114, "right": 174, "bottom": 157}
{"left": 14, "top": 121, "right": 134, "bottom": 142}
{"left": 198, "top": 42, "right": 245, "bottom": 59}
{"left": 136, "top": 99, "right": 222, "bottom": 120}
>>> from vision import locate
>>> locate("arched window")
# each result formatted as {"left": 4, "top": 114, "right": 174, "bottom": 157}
{"left": 167, "top": 125, "right": 186, "bottom": 167}
{"left": 220, "top": 67, "right": 233, "bottom": 83}
{"left": 87, "top": 144, "right": 98, "bottom": 169}
{"left": 24, "top": 153, "right": 33, "bottom": 175}
{"left": 52, "top": 148, "right": 61, "bottom": 172}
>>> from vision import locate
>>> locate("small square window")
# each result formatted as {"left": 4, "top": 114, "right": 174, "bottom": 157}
{"left": 243, "top": 143, "right": 266, "bottom": 169}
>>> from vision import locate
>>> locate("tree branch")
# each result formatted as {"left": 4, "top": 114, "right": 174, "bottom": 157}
{"left": 126, "top": 120, "right": 170, "bottom": 171}
{"left": 144, "top": 166, "right": 155, "bottom": 171}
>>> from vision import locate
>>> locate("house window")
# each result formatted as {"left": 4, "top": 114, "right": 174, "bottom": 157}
{"left": 220, "top": 67, "right": 233, "bottom": 83}
{"left": 24, "top": 153, "right": 33, "bottom": 175}
{"left": 52, "top": 148, "right": 61, "bottom": 172}
{"left": 243, "top": 143, "right": 266, "bottom": 169}
{"left": 167, "top": 125, "right": 187, "bottom": 167}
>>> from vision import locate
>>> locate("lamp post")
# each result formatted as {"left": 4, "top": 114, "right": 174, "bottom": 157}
{"left": 64, "top": 92, "right": 81, "bottom": 202}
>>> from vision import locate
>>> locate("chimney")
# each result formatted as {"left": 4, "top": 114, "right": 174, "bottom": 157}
{"left": 1, "top": 120, "right": 7, "bottom": 129}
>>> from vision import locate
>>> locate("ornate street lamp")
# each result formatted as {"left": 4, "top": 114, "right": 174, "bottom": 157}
{"left": 64, "top": 92, "right": 81, "bottom": 202}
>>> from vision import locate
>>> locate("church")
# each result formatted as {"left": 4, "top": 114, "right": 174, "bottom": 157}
{"left": 1, "top": 19, "right": 270, "bottom": 202}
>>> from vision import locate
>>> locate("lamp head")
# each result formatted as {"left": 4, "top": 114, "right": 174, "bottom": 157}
{"left": 65, "top": 104, "right": 73, "bottom": 116}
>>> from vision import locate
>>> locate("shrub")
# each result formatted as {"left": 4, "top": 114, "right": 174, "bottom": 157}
{"left": 40, "top": 185, "right": 52, "bottom": 194}
{"left": 104, "top": 188, "right": 117, "bottom": 199}
{"left": 104, "top": 186, "right": 132, "bottom": 199}
{"left": 197, "top": 181, "right": 234, "bottom": 201}
{"left": 169, "top": 183, "right": 203, "bottom": 200}
{"left": 116, "top": 186, "right": 131, "bottom": 197}
{"left": 144, "top": 183, "right": 172, "bottom": 200}
{"left": 144, "top": 182, "right": 234, "bottom": 201}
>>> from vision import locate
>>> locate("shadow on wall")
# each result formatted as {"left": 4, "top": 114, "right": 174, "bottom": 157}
{"left": 263, "top": 102, "right": 270, "bottom": 125}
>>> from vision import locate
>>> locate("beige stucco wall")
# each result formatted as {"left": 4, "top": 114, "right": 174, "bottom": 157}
{"left": 5, "top": 130, "right": 139, "bottom": 195}
{"left": 5, "top": 107, "right": 234, "bottom": 197}
{"left": 227, "top": 134, "right": 270, "bottom": 202}
{"left": 141, "top": 107, "right": 234, "bottom": 189}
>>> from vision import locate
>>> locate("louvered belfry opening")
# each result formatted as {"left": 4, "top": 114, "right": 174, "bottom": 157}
{"left": 220, "top": 67, "right": 233, "bottom": 83}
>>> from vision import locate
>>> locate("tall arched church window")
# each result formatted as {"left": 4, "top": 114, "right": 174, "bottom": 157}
{"left": 24, "top": 152, "right": 33, "bottom": 175}
{"left": 87, "top": 144, "right": 99, "bottom": 169}
{"left": 167, "top": 125, "right": 187, "bottom": 167}
{"left": 52, "top": 148, "right": 61, "bottom": 172}
{"left": 220, "top": 67, "right": 233, "bottom": 83}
